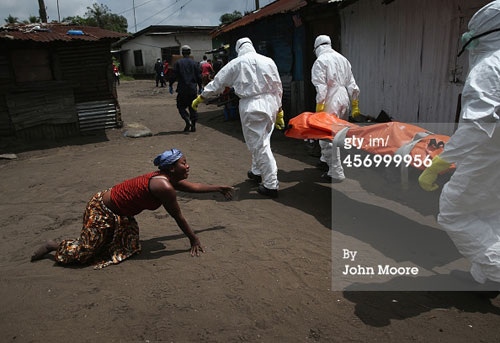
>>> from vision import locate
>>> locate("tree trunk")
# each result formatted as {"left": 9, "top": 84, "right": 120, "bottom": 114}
{"left": 38, "top": 0, "right": 48, "bottom": 23}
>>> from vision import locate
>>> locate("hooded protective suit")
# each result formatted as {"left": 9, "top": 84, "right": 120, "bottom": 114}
{"left": 436, "top": 1, "right": 500, "bottom": 283}
{"left": 201, "top": 38, "right": 283, "bottom": 190}
{"left": 311, "top": 35, "right": 360, "bottom": 180}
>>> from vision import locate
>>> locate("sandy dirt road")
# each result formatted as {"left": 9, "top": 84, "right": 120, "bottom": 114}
{"left": 0, "top": 80, "right": 499, "bottom": 342}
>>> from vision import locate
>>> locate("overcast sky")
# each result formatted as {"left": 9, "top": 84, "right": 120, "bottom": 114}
{"left": 1, "top": 0, "right": 276, "bottom": 32}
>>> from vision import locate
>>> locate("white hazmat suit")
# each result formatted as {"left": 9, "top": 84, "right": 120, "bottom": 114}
{"left": 311, "top": 35, "right": 360, "bottom": 180}
{"left": 432, "top": 1, "right": 500, "bottom": 283}
{"left": 201, "top": 38, "right": 283, "bottom": 190}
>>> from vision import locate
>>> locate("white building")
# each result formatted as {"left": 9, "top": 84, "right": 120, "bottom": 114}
{"left": 114, "top": 25, "right": 215, "bottom": 76}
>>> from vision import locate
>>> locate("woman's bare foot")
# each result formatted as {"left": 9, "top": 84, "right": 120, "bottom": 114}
{"left": 31, "top": 240, "right": 58, "bottom": 262}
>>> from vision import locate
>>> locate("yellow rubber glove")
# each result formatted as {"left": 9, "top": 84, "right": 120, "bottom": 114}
{"left": 418, "top": 155, "right": 451, "bottom": 191}
{"left": 275, "top": 109, "right": 285, "bottom": 130}
{"left": 351, "top": 99, "right": 361, "bottom": 118}
{"left": 316, "top": 103, "right": 325, "bottom": 112}
{"left": 191, "top": 95, "right": 205, "bottom": 111}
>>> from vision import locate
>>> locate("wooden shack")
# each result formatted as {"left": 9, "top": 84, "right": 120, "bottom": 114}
{"left": 0, "top": 23, "right": 128, "bottom": 140}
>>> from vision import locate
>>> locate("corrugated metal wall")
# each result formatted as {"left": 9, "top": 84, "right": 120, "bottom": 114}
{"left": 0, "top": 95, "right": 12, "bottom": 137}
{"left": 0, "top": 40, "right": 120, "bottom": 140}
{"left": 340, "top": 0, "right": 488, "bottom": 126}
{"left": 5, "top": 84, "right": 78, "bottom": 130}
{"left": 77, "top": 100, "right": 121, "bottom": 131}
{"left": 15, "top": 123, "right": 79, "bottom": 140}
{"left": 293, "top": 24, "right": 305, "bottom": 82}
{"left": 291, "top": 24, "right": 306, "bottom": 117}
{"left": 56, "top": 41, "right": 121, "bottom": 132}
{"left": 56, "top": 41, "right": 115, "bottom": 103}
{"left": 0, "top": 50, "right": 13, "bottom": 137}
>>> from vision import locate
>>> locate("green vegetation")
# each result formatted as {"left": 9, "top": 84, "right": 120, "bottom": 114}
{"left": 120, "top": 74, "right": 135, "bottom": 81}
{"left": 4, "top": 14, "right": 43, "bottom": 24}
{"left": 4, "top": 14, "right": 19, "bottom": 24}
{"left": 4, "top": 3, "right": 127, "bottom": 33}
{"left": 219, "top": 10, "right": 243, "bottom": 25}
{"left": 63, "top": 3, "right": 127, "bottom": 33}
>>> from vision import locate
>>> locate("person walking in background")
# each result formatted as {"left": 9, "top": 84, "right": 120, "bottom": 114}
{"left": 191, "top": 37, "right": 284, "bottom": 198}
{"left": 169, "top": 45, "right": 202, "bottom": 132}
{"left": 212, "top": 55, "right": 223, "bottom": 76}
{"left": 112, "top": 62, "right": 120, "bottom": 86}
{"left": 419, "top": 1, "right": 500, "bottom": 285}
{"left": 154, "top": 58, "right": 165, "bottom": 87}
{"left": 311, "top": 34, "right": 360, "bottom": 182}
{"left": 201, "top": 58, "right": 214, "bottom": 89}
{"left": 162, "top": 59, "right": 169, "bottom": 86}
{"left": 199, "top": 55, "right": 208, "bottom": 67}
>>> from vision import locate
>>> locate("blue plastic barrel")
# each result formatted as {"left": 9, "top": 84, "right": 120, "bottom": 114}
{"left": 66, "top": 30, "right": 84, "bottom": 35}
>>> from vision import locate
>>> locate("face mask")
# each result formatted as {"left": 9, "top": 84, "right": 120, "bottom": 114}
{"left": 460, "top": 31, "right": 479, "bottom": 51}
{"left": 458, "top": 28, "right": 500, "bottom": 57}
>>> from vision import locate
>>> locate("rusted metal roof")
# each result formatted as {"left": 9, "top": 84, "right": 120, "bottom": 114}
{"left": 212, "top": 0, "right": 308, "bottom": 37}
{"left": 0, "top": 23, "right": 128, "bottom": 42}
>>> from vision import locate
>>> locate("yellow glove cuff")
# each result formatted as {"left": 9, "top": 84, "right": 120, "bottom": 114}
{"left": 275, "top": 109, "right": 285, "bottom": 130}
{"left": 316, "top": 103, "right": 325, "bottom": 112}
{"left": 191, "top": 95, "right": 205, "bottom": 111}
{"left": 418, "top": 155, "right": 451, "bottom": 192}
{"left": 428, "top": 155, "right": 451, "bottom": 174}
{"left": 418, "top": 168, "right": 439, "bottom": 191}
{"left": 351, "top": 99, "right": 360, "bottom": 118}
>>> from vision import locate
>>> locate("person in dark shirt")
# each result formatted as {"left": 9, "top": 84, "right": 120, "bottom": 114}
{"left": 169, "top": 45, "right": 202, "bottom": 132}
{"left": 212, "top": 55, "right": 223, "bottom": 76}
{"left": 154, "top": 58, "right": 165, "bottom": 87}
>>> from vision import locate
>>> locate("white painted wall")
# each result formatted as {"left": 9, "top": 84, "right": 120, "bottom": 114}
{"left": 340, "top": 0, "right": 489, "bottom": 132}
{"left": 120, "top": 31, "right": 213, "bottom": 75}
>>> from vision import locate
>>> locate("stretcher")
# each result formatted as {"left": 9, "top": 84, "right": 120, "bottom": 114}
{"left": 285, "top": 112, "right": 453, "bottom": 187}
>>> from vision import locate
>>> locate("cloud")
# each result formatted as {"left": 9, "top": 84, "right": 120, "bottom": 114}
{"left": 1, "top": 0, "right": 275, "bottom": 31}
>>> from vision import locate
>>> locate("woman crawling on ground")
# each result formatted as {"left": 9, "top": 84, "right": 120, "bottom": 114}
{"left": 31, "top": 148, "right": 233, "bottom": 268}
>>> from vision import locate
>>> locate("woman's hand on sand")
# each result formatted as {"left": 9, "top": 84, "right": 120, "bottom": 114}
{"left": 219, "top": 186, "right": 234, "bottom": 200}
{"left": 190, "top": 237, "right": 204, "bottom": 257}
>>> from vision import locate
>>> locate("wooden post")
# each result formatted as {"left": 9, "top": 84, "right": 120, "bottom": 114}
{"left": 57, "top": 0, "right": 61, "bottom": 22}
{"left": 38, "top": 0, "right": 48, "bottom": 23}
{"left": 133, "top": 0, "right": 137, "bottom": 33}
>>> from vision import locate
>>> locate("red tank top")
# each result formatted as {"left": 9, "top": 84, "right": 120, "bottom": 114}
{"left": 110, "top": 171, "right": 164, "bottom": 216}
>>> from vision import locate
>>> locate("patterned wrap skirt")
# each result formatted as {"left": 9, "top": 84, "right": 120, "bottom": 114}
{"left": 55, "top": 190, "right": 141, "bottom": 269}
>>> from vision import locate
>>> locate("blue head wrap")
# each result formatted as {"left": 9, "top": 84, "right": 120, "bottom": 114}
{"left": 153, "top": 149, "right": 183, "bottom": 170}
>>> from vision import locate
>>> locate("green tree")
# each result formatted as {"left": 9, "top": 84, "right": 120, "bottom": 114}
{"left": 4, "top": 14, "right": 19, "bottom": 24}
{"left": 16, "top": 15, "right": 40, "bottom": 24}
{"left": 219, "top": 10, "right": 243, "bottom": 25}
{"left": 85, "top": 3, "right": 127, "bottom": 33}
{"left": 29, "top": 15, "right": 41, "bottom": 23}
{"left": 63, "top": 15, "right": 89, "bottom": 25}
{"left": 84, "top": 3, "right": 107, "bottom": 27}
{"left": 63, "top": 3, "right": 127, "bottom": 33}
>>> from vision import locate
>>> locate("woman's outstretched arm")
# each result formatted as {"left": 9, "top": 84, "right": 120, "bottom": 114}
{"left": 174, "top": 180, "right": 233, "bottom": 200}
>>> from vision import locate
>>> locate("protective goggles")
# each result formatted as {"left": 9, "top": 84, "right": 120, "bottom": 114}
{"left": 313, "top": 42, "right": 330, "bottom": 53}
{"left": 236, "top": 41, "right": 251, "bottom": 51}
{"left": 457, "top": 27, "right": 500, "bottom": 57}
